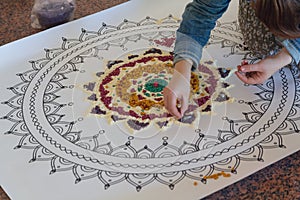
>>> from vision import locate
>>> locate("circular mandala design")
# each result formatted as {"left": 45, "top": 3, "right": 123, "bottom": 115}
{"left": 86, "top": 48, "right": 232, "bottom": 131}
{"left": 2, "top": 16, "right": 300, "bottom": 191}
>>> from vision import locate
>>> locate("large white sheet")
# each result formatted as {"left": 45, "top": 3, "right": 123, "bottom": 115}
{"left": 0, "top": 0, "right": 299, "bottom": 199}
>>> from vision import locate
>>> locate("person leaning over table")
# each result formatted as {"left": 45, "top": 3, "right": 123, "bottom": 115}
{"left": 163, "top": 0, "right": 300, "bottom": 119}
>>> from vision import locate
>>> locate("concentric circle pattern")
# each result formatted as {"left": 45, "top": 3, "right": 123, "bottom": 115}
{"left": 85, "top": 48, "right": 234, "bottom": 131}
{"left": 2, "top": 15, "right": 300, "bottom": 193}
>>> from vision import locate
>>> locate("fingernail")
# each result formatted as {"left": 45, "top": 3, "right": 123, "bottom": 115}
{"left": 237, "top": 65, "right": 241, "bottom": 71}
{"left": 238, "top": 65, "right": 245, "bottom": 72}
{"left": 242, "top": 60, "right": 248, "bottom": 65}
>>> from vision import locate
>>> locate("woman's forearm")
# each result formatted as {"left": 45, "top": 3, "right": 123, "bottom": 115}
{"left": 273, "top": 47, "right": 293, "bottom": 70}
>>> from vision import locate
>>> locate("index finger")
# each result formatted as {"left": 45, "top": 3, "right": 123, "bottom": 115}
{"left": 240, "top": 64, "right": 261, "bottom": 73}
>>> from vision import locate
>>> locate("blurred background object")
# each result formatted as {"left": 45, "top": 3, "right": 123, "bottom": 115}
{"left": 31, "top": 0, "right": 76, "bottom": 29}
{"left": 0, "top": 0, "right": 128, "bottom": 46}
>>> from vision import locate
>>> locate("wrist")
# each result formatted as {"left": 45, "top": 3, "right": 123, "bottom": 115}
{"left": 275, "top": 48, "right": 293, "bottom": 67}
{"left": 174, "top": 59, "right": 193, "bottom": 79}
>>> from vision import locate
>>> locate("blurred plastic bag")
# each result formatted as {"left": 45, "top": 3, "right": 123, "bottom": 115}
{"left": 31, "top": 0, "right": 76, "bottom": 29}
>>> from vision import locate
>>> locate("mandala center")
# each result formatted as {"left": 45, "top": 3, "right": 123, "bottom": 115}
{"left": 144, "top": 78, "right": 168, "bottom": 93}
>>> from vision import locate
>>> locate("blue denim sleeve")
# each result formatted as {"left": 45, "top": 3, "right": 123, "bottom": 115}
{"left": 174, "top": 0, "right": 231, "bottom": 69}
{"left": 282, "top": 38, "right": 300, "bottom": 64}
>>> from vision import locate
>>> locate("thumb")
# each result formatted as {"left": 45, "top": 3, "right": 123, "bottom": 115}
{"left": 240, "top": 63, "right": 261, "bottom": 73}
{"left": 180, "top": 96, "right": 189, "bottom": 116}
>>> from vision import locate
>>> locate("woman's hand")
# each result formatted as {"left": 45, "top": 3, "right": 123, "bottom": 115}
{"left": 235, "top": 48, "right": 293, "bottom": 84}
{"left": 163, "top": 60, "right": 192, "bottom": 119}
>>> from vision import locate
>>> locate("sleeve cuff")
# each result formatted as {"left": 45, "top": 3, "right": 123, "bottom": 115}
{"left": 173, "top": 32, "right": 203, "bottom": 71}
{"left": 282, "top": 39, "right": 300, "bottom": 64}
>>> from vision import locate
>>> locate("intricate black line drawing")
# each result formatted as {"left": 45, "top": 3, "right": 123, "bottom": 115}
{"left": 1, "top": 15, "right": 300, "bottom": 192}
